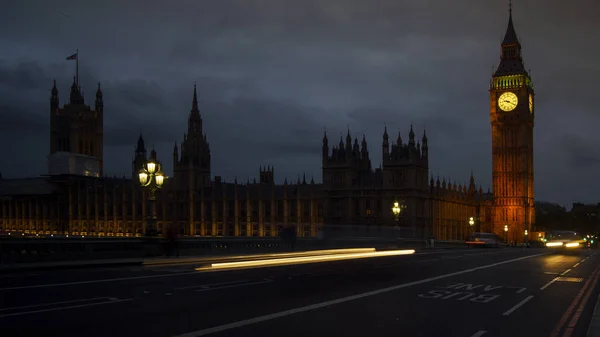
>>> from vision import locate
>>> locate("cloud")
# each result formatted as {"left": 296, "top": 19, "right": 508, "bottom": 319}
{"left": 0, "top": 0, "right": 599, "bottom": 207}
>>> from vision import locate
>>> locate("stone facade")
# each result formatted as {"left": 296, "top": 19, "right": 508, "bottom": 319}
{"left": 0, "top": 9, "right": 530, "bottom": 241}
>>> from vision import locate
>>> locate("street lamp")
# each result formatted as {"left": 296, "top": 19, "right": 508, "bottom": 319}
{"left": 504, "top": 225, "right": 508, "bottom": 242}
{"left": 392, "top": 200, "right": 406, "bottom": 224}
{"left": 138, "top": 157, "right": 165, "bottom": 236}
{"left": 468, "top": 217, "right": 475, "bottom": 238}
{"left": 524, "top": 229, "right": 529, "bottom": 244}
{"left": 392, "top": 202, "right": 402, "bottom": 219}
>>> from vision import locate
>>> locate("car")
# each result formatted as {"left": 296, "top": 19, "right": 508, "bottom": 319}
{"left": 466, "top": 232, "right": 501, "bottom": 248}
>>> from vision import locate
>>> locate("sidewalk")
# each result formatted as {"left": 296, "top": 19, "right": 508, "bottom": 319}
{"left": 0, "top": 258, "right": 144, "bottom": 272}
{"left": 587, "top": 293, "right": 600, "bottom": 336}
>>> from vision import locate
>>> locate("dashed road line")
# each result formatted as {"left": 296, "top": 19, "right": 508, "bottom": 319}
{"left": 541, "top": 278, "right": 558, "bottom": 290}
{"left": 502, "top": 295, "right": 534, "bottom": 316}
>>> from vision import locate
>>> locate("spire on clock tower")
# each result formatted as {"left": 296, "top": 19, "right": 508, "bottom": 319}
{"left": 502, "top": 1, "right": 519, "bottom": 47}
{"left": 494, "top": 1, "right": 528, "bottom": 77}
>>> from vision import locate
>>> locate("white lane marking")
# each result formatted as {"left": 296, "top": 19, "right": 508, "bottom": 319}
{"left": 174, "top": 253, "right": 547, "bottom": 337}
{"left": 176, "top": 279, "right": 252, "bottom": 290}
{"left": 0, "top": 298, "right": 133, "bottom": 318}
{"left": 561, "top": 269, "right": 572, "bottom": 276}
{"left": 195, "top": 279, "right": 273, "bottom": 292}
{"left": 541, "top": 278, "right": 558, "bottom": 290}
{"left": 502, "top": 295, "right": 534, "bottom": 316}
{"left": 0, "top": 271, "right": 200, "bottom": 291}
{"left": 0, "top": 297, "right": 109, "bottom": 312}
{"left": 470, "top": 331, "right": 487, "bottom": 337}
{"left": 573, "top": 263, "right": 581, "bottom": 268}
{"left": 374, "top": 250, "right": 505, "bottom": 268}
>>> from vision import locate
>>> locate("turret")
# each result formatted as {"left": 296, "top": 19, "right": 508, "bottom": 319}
{"left": 259, "top": 165, "right": 274, "bottom": 184}
{"left": 408, "top": 125, "right": 415, "bottom": 147}
{"left": 361, "top": 135, "right": 368, "bottom": 159}
{"left": 188, "top": 83, "right": 202, "bottom": 134}
{"left": 50, "top": 80, "right": 59, "bottom": 112}
{"left": 421, "top": 130, "right": 428, "bottom": 157}
{"left": 382, "top": 125, "right": 389, "bottom": 160}
{"left": 132, "top": 134, "right": 147, "bottom": 180}
{"left": 69, "top": 76, "right": 84, "bottom": 105}
{"left": 345, "top": 129, "right": 352, "bottom": 154}
{"left": 322, "top": 131, "right": 329, "bottom": 163}
{"left": 95, "top": 82, "right": 103, "bottom": 112}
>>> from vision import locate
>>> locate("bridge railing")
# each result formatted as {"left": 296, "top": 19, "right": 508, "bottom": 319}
{"left": 0, "top": 226, "right": 467, "bottom": 264}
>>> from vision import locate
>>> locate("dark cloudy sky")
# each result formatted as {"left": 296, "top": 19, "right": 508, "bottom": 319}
{"left": 0, "top": 0, "right": 598, "bottom": 206}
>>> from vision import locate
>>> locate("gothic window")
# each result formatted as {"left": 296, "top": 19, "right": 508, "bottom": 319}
{"left": 303, "top": 201, "right": 310, "bottom": 219}
{"left": 216, "top": 202, "right": 223, "bottom": 222}
{"left": 229, "top": 201, "right": 235, "bottom": 217}
{"left": 252, "top": 201, "right": 259, "bottom": 221}
{"left": 265, "top": 201, "right": 271, "bottom": 218}
{"left": 277, "top": 201, "right": 284, "bottom": 221}
{"left": 290, "top": 201, "right": 297, "bottom": 219}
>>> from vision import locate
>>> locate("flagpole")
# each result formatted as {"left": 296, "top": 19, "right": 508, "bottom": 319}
{"left": 76, "top": 49, "right": 79, "bottom": 86}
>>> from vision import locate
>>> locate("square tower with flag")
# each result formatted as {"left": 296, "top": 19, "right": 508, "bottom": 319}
{"left": 48, "top": 50, "right": 105, "bottom": 176}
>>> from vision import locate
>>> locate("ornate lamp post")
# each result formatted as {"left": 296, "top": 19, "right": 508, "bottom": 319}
{"left": 392, "top": 200, "right": 406, "bottom": 224}
{"left": 392, "top": 202, "right": 401, "bottom": 221}
{"left": 138, "top": 158, "right": 165, "bottom": 237}
{"left": 392, "top": 200, "right": 407, "bottom": 237}
{"left": 469, "top": 216, "right": 475, "bottom": 237}
{"left": 504, "top": 225, "right": 508, "bottom": 242}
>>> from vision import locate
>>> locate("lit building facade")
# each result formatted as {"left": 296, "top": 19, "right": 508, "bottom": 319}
{"left": 0, "top": 8, "right": 530, "bottom": 241}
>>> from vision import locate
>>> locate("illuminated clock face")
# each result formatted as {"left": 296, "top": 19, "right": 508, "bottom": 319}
{"left": 498, "top": 92, "right": 518, "bottom": 112}
{"left": 528, "top": 94, "right": 533, "bottom": 113}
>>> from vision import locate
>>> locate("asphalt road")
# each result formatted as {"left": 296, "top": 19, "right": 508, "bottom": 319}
{"left": 1, "top": 248, "right": 599, "bottom": 337}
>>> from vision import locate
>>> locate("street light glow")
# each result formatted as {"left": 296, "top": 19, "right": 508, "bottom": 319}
{"left": 469, "top": 217, "right": 474, "bottom": 226}
{"left": 392, "top": 202, "right": 401, "bottom": 216}
{"left": 155, "top": 172, "right": 165, "bottom": 186}
{"left": 146, "top": 160, "right": 156, "bottom": 174}
{"left": 138, "top": 171, "right": 148, "bottom": 185}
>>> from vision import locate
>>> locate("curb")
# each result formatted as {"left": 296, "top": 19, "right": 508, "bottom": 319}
{"left": 587, "top": 292, "right": 600, "bottom": 336}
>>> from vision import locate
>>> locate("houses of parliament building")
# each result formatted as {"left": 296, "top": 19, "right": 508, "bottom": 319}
{"left": 0, "top": 7, "right": 534, "bottom": 242}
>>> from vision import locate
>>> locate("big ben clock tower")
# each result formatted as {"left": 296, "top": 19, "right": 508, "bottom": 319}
{"left": 490, "top": 4, "right": 535, "bottom": 242}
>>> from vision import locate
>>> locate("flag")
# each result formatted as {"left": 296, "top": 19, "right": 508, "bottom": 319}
{"left": 66, "top": 53, "right": 78, "bottom": 61}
